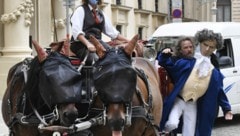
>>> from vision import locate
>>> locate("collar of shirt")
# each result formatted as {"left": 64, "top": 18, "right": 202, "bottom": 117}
{"left": 88, "top": 4, "right": 98, "bottom": 12}
{"left": 194, "top": 52, "right": 212, "bottom": 78}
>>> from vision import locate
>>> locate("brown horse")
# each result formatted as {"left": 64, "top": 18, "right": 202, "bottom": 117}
{"left": 88, "top": 35, "right": 162, "bottom": 136}
{"left": 2, "top": 35, "right": 162, "bottom": 135}
{"left": 1, "top": 41, "right": 83, "bottom": 136}
{"left": 107, "top": 39, "right": 145, "bottom": 57}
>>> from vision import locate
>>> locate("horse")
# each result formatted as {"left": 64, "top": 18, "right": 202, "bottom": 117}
{"left": 1, "top": 41, "right": 84, "bottom": 136}
{"left": 50, "top": 35, "right": 162, "bottom": 136}
{"left": 2, "top": 35, "right": 162, "bottom": 136}
{"left": 86, "top": 35, "right": 163, "bottom": 136}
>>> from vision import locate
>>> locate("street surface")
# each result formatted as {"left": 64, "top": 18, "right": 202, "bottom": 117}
{"left": 0, "top": 100, "right": 8, "bottom": 136}
{"left": 0, "top": 99, "right": 239, "bottom": 135}
{"left": 212, "top": 115, "right": 240, "bottom": 136}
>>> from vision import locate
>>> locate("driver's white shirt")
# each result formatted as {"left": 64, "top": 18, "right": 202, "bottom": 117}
{"left": 71, "top": 4, "right": 119, "bottom": 40}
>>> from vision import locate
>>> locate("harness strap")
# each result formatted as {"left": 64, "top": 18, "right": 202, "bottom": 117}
{"left": 132, "top": 106, "right": 159, "bottom": 136}
{"left": 7, "top": 110, "right": 59, "bottom": 128}
{"left": 134, "top": 67, "right": 153, "bottom": 109}
{"left": 8, "top": 63, "right": 24, "bottom": 116}
{"left": 7, "top": 113, "right": 40, "bottom": 126}
{"left": 131, "top": 106, "right": 153, "bottom": 122}
{"left": 9, "top": 58, "right": 32, "bottom": 114}
{"left": 7, "top": 62, "right": 26, "bottom": 130}
{"left": 21, "top": 58, "right": 31, "bottom": 83}
{"left": 29, "top": 100, "right": 59, "bottom": 126}
{"left": 132, "top": 67, "right": 156, "bottom": 127}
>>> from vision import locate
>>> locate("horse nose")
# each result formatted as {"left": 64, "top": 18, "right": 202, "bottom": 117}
{"left": 108, "top": 118, "right": 125, "bottom": 131}
{"left": 63, "top": 110, "right": 78, "bottom": 124}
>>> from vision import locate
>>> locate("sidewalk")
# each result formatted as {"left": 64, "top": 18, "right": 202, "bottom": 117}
{"left": 0, "top": 100, "right": 9, "bottom": 136}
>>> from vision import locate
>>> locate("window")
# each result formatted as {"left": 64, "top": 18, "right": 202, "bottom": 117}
{"left": 116, "top": 25, "right": 122, "bottom": 34}
{"left": 138, "top": 0, "right": 142, "bottom": 9}
{"left": 169, "top": 0, "right": 172, "bottom": 17}
{"left": 116, "top": 0, "right": 121, "bottom": 5}
{"left": 169, "top": 0, "right": 172, "bottom": 11}
{"left": 155, "top": 0, "right": 159, "bottom": 12}
{"left": 138, "top": 27, "right": 143, "bottom": 39}
{"left": 217, "top": 0, "right": 231, "bottom": 22}
{"left": 216, "top": 39, "right": 234, "bottom": 68}
{"left": 182, "top": 0, "right": 184, "bottom": 18}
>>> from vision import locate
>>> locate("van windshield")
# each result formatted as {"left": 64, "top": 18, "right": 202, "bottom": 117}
{"left": 149, "top": 37, "right": 184, "bottom": 53}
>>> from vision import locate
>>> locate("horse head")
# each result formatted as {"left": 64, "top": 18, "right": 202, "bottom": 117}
{"left": 89, "top": 35, "right": 139, "bottom": 134}
{"left": 2, "top": 41, "right": 83, "bottom": 135}
{"left": 30, "top": 41, "right": 81, "bottom": 126}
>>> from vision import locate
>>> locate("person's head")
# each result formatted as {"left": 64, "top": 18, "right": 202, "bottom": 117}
{"left": 174, "top": 37, "right": 195, "bottom": 58}
{"left": 82, "top": 0, "right": 102, "bottom": 7}
{"left": 195, "top": 29, "right": 223, "bottom": 56}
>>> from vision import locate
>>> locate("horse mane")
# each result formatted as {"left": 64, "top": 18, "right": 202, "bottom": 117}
{"left": 6, "top": 61, "right": 23, "bottom": 85}
{"left": 23, "top": 57, "right": 48, "bottom": 111}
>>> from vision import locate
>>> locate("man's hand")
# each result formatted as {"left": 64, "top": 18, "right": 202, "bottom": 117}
{"left": 162, "top": 48, "right": 172, "bottom": 54}
{"left": 224, "top": 111, "right": 233, "bottom": 120}
{"left": 77, "top": 34, "right": 96, "bottom": 52}
{"left": 86, "top": 43, "right": 96, "bottom": 52}
{"left": 61, "top": 39, "right": 70, "bottom": 56}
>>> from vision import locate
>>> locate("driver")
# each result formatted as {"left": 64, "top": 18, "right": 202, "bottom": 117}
{"left": 70, "top": 0, "right": 129, "bottom": 61}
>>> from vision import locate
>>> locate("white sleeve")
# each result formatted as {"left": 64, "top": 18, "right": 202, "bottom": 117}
{"left": 70, "top": 6, "right": 85, "bottom": 40}
{"left": 102, "top": 12, "right": 119, "bottom": 39}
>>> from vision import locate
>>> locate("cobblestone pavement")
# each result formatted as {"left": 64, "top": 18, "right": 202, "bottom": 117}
{"left": 1, "top": 99, "right": 240, "bottom": 136}
{"left": 212, "top": 115, "right": 240, "bottom": 136}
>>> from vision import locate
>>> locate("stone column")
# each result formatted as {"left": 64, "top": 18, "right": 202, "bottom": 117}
{"left": 211, "top": 2, "right": 217, "bottom": 22}
{"left": 0, "top": 0, "right": 34, "bottom": 98}
{"left": 53, "top": 0, "right": 67, "bottom": 41}
{"left": 38, "top": 0, "right": 52, "bottom": 46}
{"left": 0, "top": 0, "right": 3, "bottom": 51}
{"left": 0, "top": 0, "right": 33, "bottom": 57}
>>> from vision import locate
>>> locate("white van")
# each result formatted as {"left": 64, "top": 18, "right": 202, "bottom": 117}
{"left": 150, "top": 22, "right": 240, "bottom": 117}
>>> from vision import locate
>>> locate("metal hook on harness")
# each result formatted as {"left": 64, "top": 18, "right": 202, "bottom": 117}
{"left": 77, "top": 50, "right": 90, "bottom": 72}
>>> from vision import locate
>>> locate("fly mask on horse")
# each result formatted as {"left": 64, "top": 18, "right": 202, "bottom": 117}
{"left": 1, "top": 42, "right": 85, "bottom": 136}
{"left": 92, "top": 44, "right": 137, "bottom": 104}
{"left": 38, "top": 52, "right": 83, "bottom": 125}
{"left": 89, "top": 35, "right": 139, "bottom": 133}
{"left": 88, "top": 35, "right": 162, "bottom": 136}
{"left": 32, "top": 41, "right": 84, "bottom": 127}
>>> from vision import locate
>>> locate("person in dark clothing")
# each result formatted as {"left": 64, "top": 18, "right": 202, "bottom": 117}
{"left": 70, "top": 0, "right": 129, "bottom": 60}
{"left": 158, "top": 29, "right": 233, "bottom": 136}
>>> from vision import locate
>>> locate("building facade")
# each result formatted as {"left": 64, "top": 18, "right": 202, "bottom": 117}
{"left": 0, "top": 0, "right": 238, "bottom": 98}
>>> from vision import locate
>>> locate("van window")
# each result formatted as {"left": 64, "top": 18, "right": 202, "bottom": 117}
{"left": 151, "top": 37, "right": 235, "bottom": 69}
{"left": 150, "top": 37, "right": 179, "bottom": 52}
{"left": 216, "top": 39, "right": 234, "bottom": 68}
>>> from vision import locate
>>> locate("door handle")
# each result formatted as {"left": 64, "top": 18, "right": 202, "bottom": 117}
{"left": 233, "top": 70, "right": 237, "bottom": 73}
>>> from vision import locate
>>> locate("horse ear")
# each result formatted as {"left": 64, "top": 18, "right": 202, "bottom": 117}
{"left": 49, "top": 41, "right": 64, "bottom": 52}
{"left": 32, "top": 40, "right": 48, "bottom": 62}
{"left": 124, "top": 34, "right": 139, "bottom": 56}
{"left": 89, "top": 35, "right": 106, "bottom": 59}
